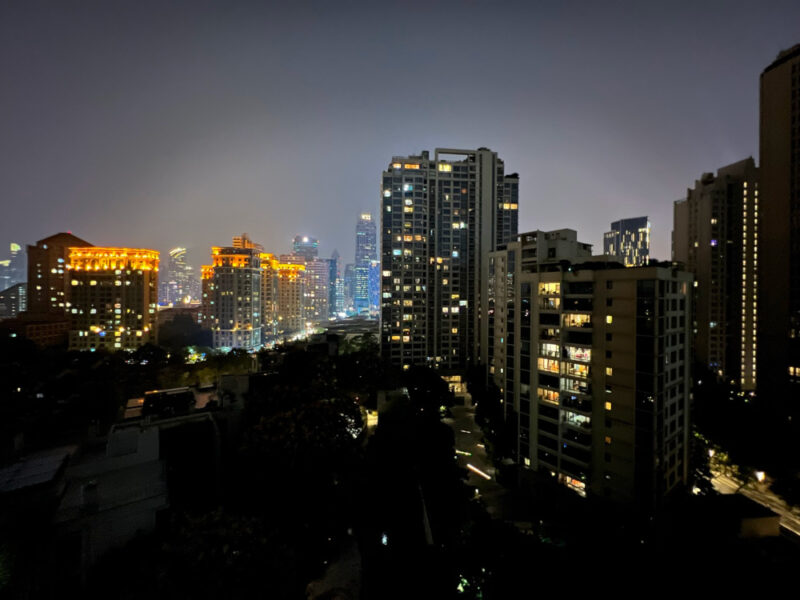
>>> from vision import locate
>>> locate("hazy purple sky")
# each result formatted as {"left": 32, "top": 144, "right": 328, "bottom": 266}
{"left": 2, "top": 1, "right": 799, "bottom": 269}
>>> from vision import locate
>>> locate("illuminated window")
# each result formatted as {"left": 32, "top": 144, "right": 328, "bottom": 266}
{"left": 605, "top": 401, "right": 612, "bottom": 411}
{"left": 606, "top": 367, "right": 613, "bottom": 376}
{"left": 606, "top": 315, "right": 613, "bottom": 324}
{"left": 604, "top": 436, "right": 612, "bottom": 444}
{"left": 438, "top": 163, "right": 452, "bottom": 172}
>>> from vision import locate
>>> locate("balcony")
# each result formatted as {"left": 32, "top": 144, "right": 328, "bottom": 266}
{"left": 538, "top": 297, "right": 561, "bottom": 311}
{"left": 560, "top": 378, "right": 591, "bottom": 395}
{"left": 539, "top": 328, "right": 560, "bottom": 341}
{"left": 561, "top": 428, "right": 592, "bottom": 448}
{"left": 563, "top": 414, "right": 592, "bottom": 431}
{"left": 561, "top": 362, "right": 590, "bottom": 379}
{"left": 561, "top": 395, "right": 592, "bottom": 413}
{"left": 562, "top": 313, "right": 592, "bottom": 329}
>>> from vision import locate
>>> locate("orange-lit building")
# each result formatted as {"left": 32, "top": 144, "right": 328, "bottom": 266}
{"left": 66, "top": 247, "right": 159, "bottom": 351}
{"left": 260, "top": 253, "right": 279, "bottom": 338}
{"left": 203, "top": 244, "right": 262, "bottom": 349}
{"left": 276, "top": 262, "right": 305, "bottom": 335}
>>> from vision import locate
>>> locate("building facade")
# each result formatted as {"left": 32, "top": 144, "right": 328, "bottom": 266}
{"left": 0, "top": 282, "right": 26, "bottom": 319}
{"left": 488, "top": 231, "right": 691, "bottom": 506}
{"left": 673, "top": 158, "right": 758, "bottom": 390}
{"left": 355, "top": 214, "right": 377, "bottom": 316}
{"left": 27, "top": 232, "right": 93, "bottom": 316}
{"left": 305, "top": 257, "right": 330, "bottom": 323}
{"left": 204, "top": 245, "right": 262, "bottom": 350}
{"left": 380, "top": 147, "right": 519, "bottom": 370}
{"left": 292, "top": 236, "right": 319, "bottom": 262}
{"left": 603, "top": 216, "right": 651, "bottom": 267}
{"left": 275, "top": 262, "right": 305, "bottom": 335}
{"left": 758, "top": 44, "right": 800, "bottom": 407}
{"left": 66, "top": 248, "right": 160, "bottom": 351}
{"left": 160, "top": 247, "right": 200, "bottom": 305}
{"left": 0, "top": 243, "right": 25, "bottom": 291}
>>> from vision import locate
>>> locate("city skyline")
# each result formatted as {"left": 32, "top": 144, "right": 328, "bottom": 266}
{"left": 3, "top": 2, "right": 800, "bottom": 268}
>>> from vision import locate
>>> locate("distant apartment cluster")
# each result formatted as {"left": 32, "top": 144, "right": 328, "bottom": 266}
{"left": 198, "top": 219, "right": 379, "bottom": 350}
{"left": 0, "top": 233, "right": 160, "bottom": 351}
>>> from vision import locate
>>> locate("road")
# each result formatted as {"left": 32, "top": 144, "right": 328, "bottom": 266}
{"left": 711, "top": 469, "right": 800, "bottom": 538}
{"left": 444, "top": 401, "right": 509, "bottom": 519}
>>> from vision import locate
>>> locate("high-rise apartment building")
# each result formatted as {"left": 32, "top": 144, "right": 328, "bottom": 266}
{"left": 276, "top": 262, "right": 305, "bottom": 335}
{"left": 355, "top": 214, "right": 377, "bottom": 316}
{"left": 66, "top": 247, "right": 160, "bottom": 351}
{"left": 260, "top": 252, "right": 279, "bottom": 339}
{"left": 380, "top": 147, "right": 519, "bottom": 370}
{"left": 673, "top": 158, "right": 758, "bottom": 390}
{"left": 758, "top": 44, "right": 800, "bottom": 407}
{"left": 27, "top": 232, "right": 93, "bottom": 315}
{"left": 488, "top": 230, "right": 691, "bottom": 506}
{"left": 305, "top": 257, "right": 330, "bottom": 323}
{"left": 603, "top": 217, "right": 651, "bottom": 266}
{"left": 203, "top": 244, "right": 262, "bottom": 350}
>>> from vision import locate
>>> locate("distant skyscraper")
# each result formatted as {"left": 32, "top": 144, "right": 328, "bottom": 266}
{"left": 758, "top": 43, "right": 800, "bottom": 407}
{"left": 380, "top": 148, "right": 519, "bottom": 370}
{"left": 160, "top": 247, "right": 200, "bottom": 305}
{"left": 0, "top": 243, "right": 25, "bottom": 290}
{"left": 354, "top": 214, "right": 377, "bottom": 316}
{"left": 0, "top": 282, "right": 26, "bottom": 319}
{"left": 292, "top": 236, "right": 319, "bottom": 262}
{"left": 673, "top": 158, "right": 758, "bottom": 390}
{"left": 603, "top": 216, "right": 650, "bottom": 266}
{"left": 27, "top": 232, "right": 93, "bottom": 315}
{"left": 66, "top": 247, "right": 159, "bottom": 351}
{"left": 368, "top": 259, "right": 380, "bottom": 317}
{"left": 329, "top": 250, "right": 342, "bottom": 316}
{"left": 343, "top": 263, "right": 355, "bottom": 315}
{"left": 203, "top": 241, "right": 262, "bottom": 349}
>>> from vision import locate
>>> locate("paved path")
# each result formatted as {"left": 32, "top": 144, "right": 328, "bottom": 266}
{"left": 711, "top": 468, "right": 800, "bottom": 538}
{"left": 445, "top": 402, "right": 509, "bottom": 519}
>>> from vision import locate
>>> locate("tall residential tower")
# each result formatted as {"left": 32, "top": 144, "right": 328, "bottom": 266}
{"left": 758, "top": 44, "right": 800, "bottom": 408}
{"left": 380, "top": 147, "right": 519, "bottom": 370}
{"left": 673, "top": 158, "right": 758, "bottom": 390}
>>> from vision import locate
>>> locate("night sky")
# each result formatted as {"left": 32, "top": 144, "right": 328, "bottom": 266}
{"left": 2, "top": 1, "right": 799, "bottom": 269}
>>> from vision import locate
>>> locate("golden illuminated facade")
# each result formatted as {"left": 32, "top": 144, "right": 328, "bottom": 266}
{"left": 206, "top": 244, "right": 262, "bottom": 349}
{"left": 276, "top": 263, "right": 305, "bottom": 335}
{"left": 260, "top": 253, "right": 279, "bottom": 338}
{"left": 66, "top": 247, "right": 159, "bottom": 351}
